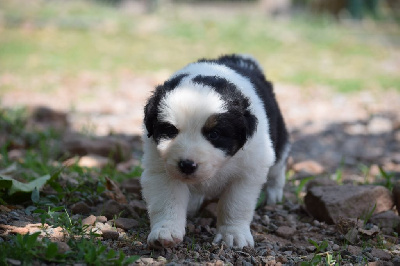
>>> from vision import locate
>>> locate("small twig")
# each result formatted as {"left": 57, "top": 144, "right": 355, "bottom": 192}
{"left": 235, "top": 251, "right": 251, "bottom": 257}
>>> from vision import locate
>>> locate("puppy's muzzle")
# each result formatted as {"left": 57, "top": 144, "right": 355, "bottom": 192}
{"left": 178, "top": 159, "right": 198, "bottom": 175}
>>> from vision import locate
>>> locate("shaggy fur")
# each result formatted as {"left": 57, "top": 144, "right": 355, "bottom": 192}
{"left": 141, "top": 54, "right": 290, "bottom": 248}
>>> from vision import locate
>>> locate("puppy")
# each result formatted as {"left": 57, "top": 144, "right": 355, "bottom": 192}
{"left": 141, "top": 54, "right": 290, "bottom": 249}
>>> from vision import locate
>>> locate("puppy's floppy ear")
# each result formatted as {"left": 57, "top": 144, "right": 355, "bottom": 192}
{"left": 243, "top": 109, "right": 258, "bottom": 139}
{"left": 144, "top": 88, "right": 161, "bottom": 138}
{"left": 144, "top": 74, "right": 188, "bottom": 138}
{"left": 233, "top": 97, "right": 258, "bottom": 144}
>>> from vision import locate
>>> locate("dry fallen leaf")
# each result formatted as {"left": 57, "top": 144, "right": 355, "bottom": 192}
{"left": 105, "top": 177, "right": 127, "bottom": 204}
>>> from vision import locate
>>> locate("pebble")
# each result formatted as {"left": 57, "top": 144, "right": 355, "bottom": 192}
{"left": 96, "top": 216, "right": 107, "bottom": 223}
{"left": 70, "top": 201, "right": 91, "bottom": 215}
{"left": 261, "top": 215, "right": 270, "bottom": 225}
{"left": 275, "top": 226, "right": 296, "bottom": 239}
{"left": 102, "top": 229, "right": 119, "bottom": 240}
{"left": 371, "top": 248, "right": 392, "bottom": 260}
{"left": 348, "top": 245, "right": 362, "bottom": 256}
{"left": 140, "top": 258, "right": 155, "bottom": 264}
{"left": 306, "top": 246, "right": 316, "bottom": 252}
{"left": 101, "top": 200, "right": 126, "bottom": 219}
{"left": 332, "top": 244, "right": 340, "bottom": 251}
{"left": 113, "top": 217, "right": 139, "bottom": 230}
{"left": 82, "top": 215, "right": 96, "bottom": 226}
{"left": 55, "top": 241, "right": 71, "bottom": 254}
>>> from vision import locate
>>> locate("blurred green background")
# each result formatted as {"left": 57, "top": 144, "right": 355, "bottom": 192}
{"left": 0, "top": 0, "right": 399, "bottom": 93}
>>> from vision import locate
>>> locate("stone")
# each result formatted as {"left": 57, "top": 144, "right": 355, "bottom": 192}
{"left": 275, "top": 226, "right": 296, "bottom": 239}
{"left": 292, "top": 160, "right": 325, "bottom": 176}
{"left": 140, "top": 258, "right": 155, "bottom": 264}
{"left": 101, "top": 200, "right": 126, "bottom": 219}
{"left": 371, "top": 248, "right": 392, "bottom": 261}
{"left": 78, "top": 154, "right": 111, "bottom": 168}
{"left": 30, "top": 106, "right": 68, "bottom": 131}
{"left": 10, "top": 227, "right": 29, "bottom": 235}
{"left": 102, "top": 229, "right": 119, "bottom": 240}
{"left": 96, "top": 216, "right": 107, "bottom": 223}
{"left": 306, "top": 178, "right": 337, "bottom": 192}
{"left": 113, "top": 217, "right": 139, "bottom": 230}
{"left": 332, "top": 244, "right": 340, "bottom": 251}
{"left": 70, "top": 201, "right": 91, "bottom": 215}
{"left": 0, "top": 205, "right": 11, "bottom": 212}
{"left": 55, "top": 241, "right": 71, "bottom": 254}
{"left": 392, "top": 182, "right": 400, "bottom": 213}
{"left": 121, "top": 178, "right": 142, "bottom": 194}
{"left": 370, "top": 211, "right": 400, "bottom": 229}
{"left": 367, "top": 116, "right": 393, "bottom": 134}
{"left": 304, "top": 185, "right": 394, "bottom": 224}
{"left": 368, "top": 262, "right": 394, "bottom": 266}
{"left": 261, "top": 215, "right": 270, "bottom": 226}
{"left": 63, "top": 133, "right": 131, "bottom": 163}
{"left": 347, "top": 245, "right": 362, "bottom": 256}
{"left": 82, "top": 215, "right": 96, "bottom": 226}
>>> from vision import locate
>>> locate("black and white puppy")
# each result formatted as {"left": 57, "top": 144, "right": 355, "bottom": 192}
{"left": 141, "top": 54, "right": 290, "bottom": 249}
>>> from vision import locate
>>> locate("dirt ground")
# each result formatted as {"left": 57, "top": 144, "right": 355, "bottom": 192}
{"left": 1, "top": 75, "right": 400, "bottom": 264}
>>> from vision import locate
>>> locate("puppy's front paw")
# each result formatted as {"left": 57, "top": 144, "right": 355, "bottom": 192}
{"left": 147, "top": 223, "right": 184, "bottom": 248}
{"left": 213, "top": 224, "right": 254, "bottom": 248}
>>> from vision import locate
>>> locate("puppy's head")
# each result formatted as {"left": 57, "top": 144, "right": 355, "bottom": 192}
{"left": 144, "top": 74, "right": 257, "bottom": 183}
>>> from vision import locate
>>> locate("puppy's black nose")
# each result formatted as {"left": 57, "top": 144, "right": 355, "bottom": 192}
{"left": 178, "top": 159, "right": 198, "bottom": 175}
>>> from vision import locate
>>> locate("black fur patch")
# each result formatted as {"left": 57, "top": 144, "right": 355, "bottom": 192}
{"left": 193, "top": 75, "right": 258, "bottom": 155}
{"left": 198, "top": 55, "right": 289, "bottom": 161}
{"left": 144, "top": 74, "right": 188, "bottom": 142}
{"left": 153, "top": 122, "right": 179, "bottom": 143}
{"left": 202, "top": 113, "right": 254, "bottom": 156}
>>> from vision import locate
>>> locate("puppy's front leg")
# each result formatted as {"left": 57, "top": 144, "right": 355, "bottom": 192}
{"left": 213, "top": 180, "right": 262, "bottom": 248}
{"left": 141, "top": 173, "right": 189, "bottom": 248}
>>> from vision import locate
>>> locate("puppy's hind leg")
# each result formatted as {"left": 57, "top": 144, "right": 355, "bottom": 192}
{"left": 265, "top": 143, "right": 291, "bottom": 205}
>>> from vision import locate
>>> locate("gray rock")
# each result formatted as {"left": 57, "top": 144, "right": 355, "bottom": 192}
{"left": 275, "top": 226, "right": 296, "bottom": 239}
{"left": 102, "top": 229, "right": 119, "bottom": 240}
{"left": 370, "top": 210, "right": 400, "bottom": 229}
{"left": 306, "top": 178, "right": 337, "bottom": 192}
{"left": 55, "top": 241, "right": 71, "bottom": 254}
{"left": 63, "top": 133, "right": 131, "bottom": 163}
{"left": 82, "top": 215, "right": 96, "bottom": 226}
{"left": 304, "top": 185, "right": 394, "bottom": 224}
{"left": 347, "top": 245, "right": 362, "bottom": 256}
{"left": 261, "top": 215, "right": 270, "bottom": 225}
{"left": 113, "top": 217, "right": 139, "bottom": 230}
{"left": 393, "top": 182, "right": 400, "bottom": 214}
{"left": 371, "top": 248, "right": 392, "bottom": 261}
{"left": 96, "top": 216, "right": 107, "bottom": 223}
{"left": 367, "top": 116, "right": 393, "bottom": 134}
{"left": 292, "top": 160, "right": 325, "bottom": 176}
{"left": 101, "top": 200, "right": 126, "bottom": 219}
{"left": 70, "top": 201, "right": 91, "bottom": 215}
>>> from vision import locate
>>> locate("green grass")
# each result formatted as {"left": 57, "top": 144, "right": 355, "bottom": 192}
{"left": 0, "top": 0, "right": 399, "bottom": 93}
{"left": 0, "top": 108, "right": 142, "bottom": 264}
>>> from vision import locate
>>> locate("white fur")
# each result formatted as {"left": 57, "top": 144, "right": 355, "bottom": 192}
{"left": 141, "top": 60, "right": 286, "bottom": 249}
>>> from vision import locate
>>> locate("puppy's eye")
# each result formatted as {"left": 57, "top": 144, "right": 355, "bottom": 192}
{"left": 207, "top": 130, "right": 220, "bottom": 140}
{"left": 158, "top": 123, "right": 179, "bottom": 139}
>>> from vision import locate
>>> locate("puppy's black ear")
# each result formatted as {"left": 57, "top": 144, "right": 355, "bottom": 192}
{"left": 144, "top": 88, "right": 161, "bottom": 138}
{"left": 144, "top": 74, "right": 188, "bottom": 138}
{"left": 243, "top": 110, "right": 258, "bottom": 139}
